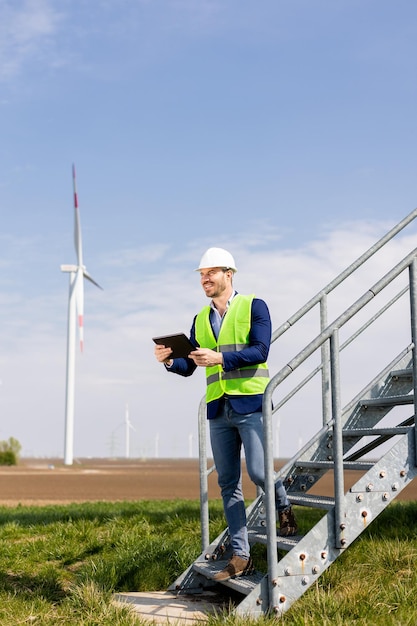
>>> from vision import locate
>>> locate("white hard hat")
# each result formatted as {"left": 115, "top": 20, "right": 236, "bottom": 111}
{"left": 195, "top": 247, "right": 237, "bottom": 272}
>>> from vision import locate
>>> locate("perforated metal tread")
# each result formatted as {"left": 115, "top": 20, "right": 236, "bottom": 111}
{"left": 390, "top": 369, "right": 413, "bottom": 380}
{"left": 192, "top": 560, "right": 264, "bottom": 595}
{"left": 288, "top": 493, "right": 335, "bottom": 509}
{"left": 359, "top": 394, "right": 413, "bottom": 407}
{"left": 248, "top": 529, "right": 302, "bottom": 550}
{"left": 294, "top": 460, "right": 373, "bottom": 471}
{"left": 343, "top": 426, "right": 412, "bottom": 436}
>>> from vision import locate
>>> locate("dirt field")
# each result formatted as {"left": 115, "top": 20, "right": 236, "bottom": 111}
{"left": 0, "top": 457, "right": 415, "bottom": 506}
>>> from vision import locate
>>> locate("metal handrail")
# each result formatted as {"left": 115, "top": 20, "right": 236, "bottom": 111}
{"left": 272, "top": 284, "right": 409, "bottom": 414}
{"left": 266, "top": 247, "right": 417, "bottom": 396}
{"left": 197, "top": 396, "right": 210, "bottom": 550}
{"left": 263, "top": 245, "right": 417, "bottom": 610}
{"left": 271, "top": 207, "right": 417, "bottom": 343}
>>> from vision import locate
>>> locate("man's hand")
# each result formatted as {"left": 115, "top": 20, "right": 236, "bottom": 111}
{"left": 154, "top": 344, "right": 173, "bottom": 365}
{"left": 189, "top": 348, "right": 223, "bottom": 368}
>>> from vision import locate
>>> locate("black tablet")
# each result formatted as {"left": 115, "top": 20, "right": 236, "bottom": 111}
{"left": 152, "top": 333, "right": 196, "bottom": 359}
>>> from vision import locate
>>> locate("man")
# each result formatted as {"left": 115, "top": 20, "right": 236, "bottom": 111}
{"left": 154, "top": 247, "right": 297, "bottom": 581}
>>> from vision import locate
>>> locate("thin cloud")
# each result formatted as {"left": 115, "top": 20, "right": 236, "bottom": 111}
{"left": 102, "top": 244, "right": 171, "bottom": 269}
{"left": 0, "top": 0, "right": 63, "bottom": 80}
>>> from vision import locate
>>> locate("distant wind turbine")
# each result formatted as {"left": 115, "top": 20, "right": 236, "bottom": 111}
{"left": 61, "top": 164, "right": 102, "bottom": 466}
{"left": 124, "top": 403, "right": 136, "bottom": 458}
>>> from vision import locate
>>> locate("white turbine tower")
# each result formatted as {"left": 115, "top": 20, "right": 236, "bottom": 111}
{"left": 61, "top": 164, "right": 102, "bottom": 466}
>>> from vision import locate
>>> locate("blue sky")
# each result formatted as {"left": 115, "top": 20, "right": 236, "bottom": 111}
{"left": 0, "top": 0, "right": 416, "bottom": 460}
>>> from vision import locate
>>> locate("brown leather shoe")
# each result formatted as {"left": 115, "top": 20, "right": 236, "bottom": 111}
{"left": 278, "top": 506, "right": 298, "bottom": 536}
{"left": 213, "top": 555, "right": 254, "bottom": 581}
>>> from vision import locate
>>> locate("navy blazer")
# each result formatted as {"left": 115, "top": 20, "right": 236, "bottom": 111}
{"left": 166, "top": 297, "right": 272, "bottom": 418}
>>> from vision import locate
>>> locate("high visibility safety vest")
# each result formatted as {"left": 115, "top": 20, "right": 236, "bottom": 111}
{"left": 194, "top": 294, "right": 270, "bottom": 403}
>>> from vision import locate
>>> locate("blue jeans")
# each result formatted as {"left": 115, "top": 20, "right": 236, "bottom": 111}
{"left": 209, "top": 399, "right": 290, "bottom": 559}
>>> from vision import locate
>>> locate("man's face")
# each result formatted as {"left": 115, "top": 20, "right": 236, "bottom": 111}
{"left": 199, "top": 267, "right": 231, "bottom": 299}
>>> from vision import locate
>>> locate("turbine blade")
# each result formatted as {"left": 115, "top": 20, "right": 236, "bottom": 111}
{"left": 83, "top": 269, "right": 103, "bottom": 290}
{"left": 72, "top": 164, "right": 83, "bottom": 267}
{"left": 70, "top": 165, "right": 102, "bottom": 353}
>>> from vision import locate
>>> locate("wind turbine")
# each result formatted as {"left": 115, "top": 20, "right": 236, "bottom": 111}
{"left": 124, "top": 403, "right": 136, "bottom": 458}
{"left": 61, "top": 164, "right": 102, "bottom": 466}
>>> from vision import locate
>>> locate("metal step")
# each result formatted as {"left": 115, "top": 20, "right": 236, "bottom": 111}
{"left": 344, "top": 418, "right": 414, "bottom": 462}
{"left": 248, "top": 529, "right": 302, "bottom": 550}
{"left": 390, "top": 369, "right": 413, "bottom": 381}
{"left": 192, "top": 560, "right": 264, "bottom": 596}
{"left": 288, "top": 493, "right": 335, "bottom": 509}
{"left": 294, "top": 460, "right": 373, "bottom": 471}
{"left": 343, "top": 426, "right": 412, "bottom": 437}
{"left": 359, "top": 394, "right": 413, "bottom": 408}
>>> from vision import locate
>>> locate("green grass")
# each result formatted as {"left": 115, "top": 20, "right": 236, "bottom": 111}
{"left": 0, "top": 500, "right": 416, "bottom": 624}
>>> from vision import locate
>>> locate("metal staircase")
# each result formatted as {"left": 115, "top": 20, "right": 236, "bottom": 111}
{"left": 169, "top": 208, "right": 417, "bottom": 618}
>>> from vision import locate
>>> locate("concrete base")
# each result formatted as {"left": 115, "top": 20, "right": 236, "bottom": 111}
{"left": 113, "top": 590, "right": 227, "bottom": 624}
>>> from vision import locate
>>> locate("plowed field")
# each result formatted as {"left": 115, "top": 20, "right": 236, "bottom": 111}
{"left": 0, "top": 458, "right": 416, "bottom": 506}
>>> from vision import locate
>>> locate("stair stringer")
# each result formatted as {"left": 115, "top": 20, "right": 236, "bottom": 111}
{"left": 236, "top": 429, "right": 417, "bottom": 617}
